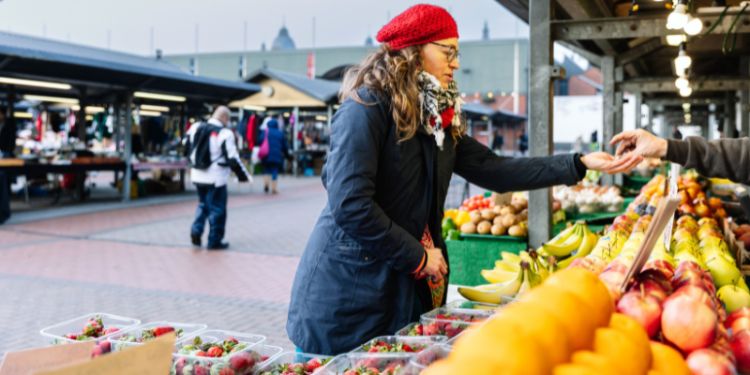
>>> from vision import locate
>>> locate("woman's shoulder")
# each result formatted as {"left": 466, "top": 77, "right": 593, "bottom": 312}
{"left": 340, "top": 86, "right": 390, "bottom": 112}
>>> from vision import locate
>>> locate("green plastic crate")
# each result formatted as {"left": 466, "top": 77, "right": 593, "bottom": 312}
{"left": 446, "top": 234, "right": 527, "bottom": 286}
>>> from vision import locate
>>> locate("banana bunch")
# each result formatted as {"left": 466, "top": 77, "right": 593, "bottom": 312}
{"left": 460, "top": 252, "right": 548, "bottom": 304}
{"left": 588, "top": 230, "right": 628, "bottom": 263}
{"left": 540, "top": 223, "right": 599, "bottom": 269}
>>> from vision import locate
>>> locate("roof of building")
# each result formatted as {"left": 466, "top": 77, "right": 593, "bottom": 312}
{"left": 271, "top": 26, "right": 296, "bottom": 51}
{"left": 0, "top": 31, "right": 260, "bottom": 102}
{"left": 246, "top": 68, "right": 340, "bottom": 103}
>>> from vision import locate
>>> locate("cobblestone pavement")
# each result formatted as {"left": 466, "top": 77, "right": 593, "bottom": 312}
{"left": 0, "top": 176, "right": 326, "bottom": 355}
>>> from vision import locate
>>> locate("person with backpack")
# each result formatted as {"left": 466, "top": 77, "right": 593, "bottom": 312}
{"left": 184, "top": 106, "right": 250, "bottom": 250}
{"left": 257, "top": 117, "right": 289, "bottom": 194}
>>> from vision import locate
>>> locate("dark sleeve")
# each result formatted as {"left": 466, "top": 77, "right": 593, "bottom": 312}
{"left": 324, "top": 99, "right": 424, "bottom": 274}
{"left": 282, "top": 135, "right": 290, "bottom": 158}
{"left": 667, "top": 137, "right": 750, "bottom": 184}
{"left": 454, "top": 135, "right": 585, "bottom": 192}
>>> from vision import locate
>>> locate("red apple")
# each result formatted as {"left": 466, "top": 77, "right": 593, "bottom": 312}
{"left": 730, "top": 330, "right": 750, "bottom": 374}
{"left": 641, "top": 261, "right": 676, "bottom": 284}
{"left": 725, "top": 308, "right": 750, "bottom": 334}
{"left": 632, "top": 275, "right": 671, "bottom": 303}
{"left": 687, "top": 349, "right": 738, "bottom": 375}
{"left": 617, "top": 290, "right": 662, "bottom": 338}
{"left": 662, "top": 287, "right": 719, "bottom": 353}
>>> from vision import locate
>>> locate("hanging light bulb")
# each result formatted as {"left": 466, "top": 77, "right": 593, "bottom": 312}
{"left": 667, "top": 3, "right": 689, "bottom": 30}
{"left": 666, "top": 34, "right": 687, "bottom": 46}
{"left": 684, "top": 15, "right": 703, "bottom": 36}
{"left": 679, "top": 86, "right": 693, "bottom": 97}
{"left": 674, "top": 44, "right": 692, "bottom": 73}
{"left": 675, "top": 76, "right": 690, "bottom": 90}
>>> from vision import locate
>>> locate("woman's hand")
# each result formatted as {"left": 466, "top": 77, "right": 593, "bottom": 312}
{"left": 581, "top": 151, "right": 642, "bottom": 174}
{"left": 421, "top": 247, "right": 448, "bottom": 281}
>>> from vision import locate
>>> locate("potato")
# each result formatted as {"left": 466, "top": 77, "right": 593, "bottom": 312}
{"left": 477, "top": 221, "right": 492, "bottom": 235}
{"left": 493, "top": 216, "right": 504, "bottom": 226}
{"left": 491, "top": 224, "right": 506, "bottom": 236}
{"left": 501, "top": 214, "right": 516, "bottom": 228}
{"left": 511, "top": 203, "right": 525, "bottom": 214}
{"left": 518, "top": 209, "right": 528, "bottom": 221}
{"left": 461, "top": 222, "right": 477, "bottom": 234}
{"left": 500, "top": 206, "right": 515, "bottom": 216}
{"left": 492, "top": 205, "right": 503, "bottom": 215}
{"left": 469, "top": 211, "right": 482, "bottom": 224}
{"left": 508, "top": 224, "right": 527, "bottom": 237}
{"left": 480, "top": 209, "right": 495, "bottom": 221}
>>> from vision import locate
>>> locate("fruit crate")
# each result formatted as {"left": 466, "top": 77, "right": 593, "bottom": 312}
{"left": 351, "top": 335, "right": 446, "bottom": 354}
{"left": 317, "top": 353, "right": 413, "bottom": 375}
{"left": 400, "top": 344, "right": 452, "bottom": 374}
{"left": 39, "top": 312, "right": 141, "bottom": 344}
{"left": 172, "top": 329, "right": 270, "bottom": 375}
{"left": 444, "top": 300, "right": 501, "bottom": 312}
{"left": 446, "top": 236, "right": 527, "bottom": 286}
{"left": 107, "top": 321, "right": 207, "bottom": 351}
{"left": 411, "top": 307, "right": 494, "bottom": 339}
{"left": 254, "top": 351, "right": 332, "bottom": 375}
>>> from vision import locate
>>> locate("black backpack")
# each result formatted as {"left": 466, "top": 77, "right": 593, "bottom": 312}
{"left": 185, "top": 122, "right": 222, "bottom": 170}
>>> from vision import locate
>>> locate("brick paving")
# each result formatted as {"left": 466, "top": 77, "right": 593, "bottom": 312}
{"left": 0, "top": 176, "right": 326, "bottom": 355}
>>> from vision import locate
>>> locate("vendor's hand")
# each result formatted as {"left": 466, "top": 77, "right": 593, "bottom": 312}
{"left": 581, "top": 151, "right": 642, "bottom": 174}
{"left": 421, "top": 247, "right": 448, "bottom": 281}
{"left": 610, "top": 129, "right": 669, "bottom": 159}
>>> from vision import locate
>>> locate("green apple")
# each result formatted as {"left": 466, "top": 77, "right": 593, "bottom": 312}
{"left": 717, "top": 285, "right": 750, "bottom": 313}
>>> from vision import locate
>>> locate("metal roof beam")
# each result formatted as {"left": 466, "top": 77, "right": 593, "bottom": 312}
{"left": 644, "top": 97, "right": 725, "bottom": 106}
{"left": 553, "top": 13, "right": 750, "bottom": 40}
{"left": 616, "top": 38, "right": 664, "bottom": 67}
{"left": 557, "top": 41, "right": 602, "bottom": 66}
{"left": 619, "top": 77, "right": 750, "bottom": 93}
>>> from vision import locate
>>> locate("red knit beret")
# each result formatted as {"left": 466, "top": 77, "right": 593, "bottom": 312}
{"left": 376, "top": 4, "right": 459, "bottom": 51}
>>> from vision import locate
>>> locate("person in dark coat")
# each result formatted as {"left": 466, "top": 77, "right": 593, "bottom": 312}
{"left": 286, "top": 4, "right": 629, "bottom": 355}
{"left": 257, "top": 118, "right": 289, "bottom": 194}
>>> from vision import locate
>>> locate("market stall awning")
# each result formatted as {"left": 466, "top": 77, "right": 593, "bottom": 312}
{"left": 231, "top": 68, "right": 340, "bottom": 109}
{"left": 0, "top": 31, "right": 260, "bottom": 102}
{"left": 462, "top": 102, "right": 526, "bottom": 123}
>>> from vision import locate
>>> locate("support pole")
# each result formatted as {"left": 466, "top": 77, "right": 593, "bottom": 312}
{"left": 726, "top": 92, "right": 737, "bottom": 137}
{"left": 634, "top": 91, "right": 642, "bottom": 129}
{"left": 292, "top": 106, "right": 300, "bottom": 177}
{"left": 528, "top": 0, "right": 553, "bottom": 248}
{"left": 123, "top": 95, "right": 133, "bottom": 202}
{"left": 601, "top": 56, "right": 615, "bottom": 185}
{"left": 614, "top": 66, "right": 624, "bottom": 185}
{"left": 741, "top": 57, "right": 750, "bottom": 138}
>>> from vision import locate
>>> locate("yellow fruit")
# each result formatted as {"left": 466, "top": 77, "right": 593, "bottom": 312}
{"left": 455, "top": 210, "right": 471, "bottom": 226}
{"left": 544, "top": 268, "right": 614, "bottom": 328}
{"left": 553, "top": 363, "right": 600, "bottom": 375}
{"left": 446, "top": 318, "right": 549, "bottom": 375}
{"left": 650, "top": 342, "right": 691, "bottom": 375}
{"left": 518, "top": 286, "right": 598, "bottom": 351}
{"left": 609, "top": 313, "right": 651, "bottom": 354}
{"left": 444, "top": 209, "right": 458, "bottom": 221}
{"left": 494, "top": 302, "right": 572, "bottom": 366}
{"left": 571, "top": 351, "right": 622, "bottom": 375}
{"left": 594, "top": 328, "right": 649, "bottom": 375}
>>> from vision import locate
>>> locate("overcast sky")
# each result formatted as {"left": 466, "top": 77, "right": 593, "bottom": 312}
{"left": 0, "top": 0, "right": 529, "bottom": 56}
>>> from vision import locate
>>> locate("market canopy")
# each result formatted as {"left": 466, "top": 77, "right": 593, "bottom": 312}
{"left": 462, "top": 102, "right": 527, "bottom": 123}
{"left": 231, "top": 68, "right": 340, "bottom": 109}
{"left": 0, "top": 31, "right": 260, "bottom": 103}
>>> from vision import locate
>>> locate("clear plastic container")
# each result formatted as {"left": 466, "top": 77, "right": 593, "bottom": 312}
{"left": 401, "top": 344, "right": 452, "bottom": 374}
{"left": 254, "top": 351, "right": 333, "bottom": 375}
{"left": 171, "top": 330, "right": 270, "bottom": 375}
{"left": 39, "top": 312, "right": 141, "bottom": 344}
{"left": 445, "top": 300, "right": 506, "bottom": 311}
{"left": 316, "top": 353, "right": 412, "bottom": 375}
{"left": 352, "top": 335, "right": 445, "bottom": 354}
{"left": 415, "top": 307, "right": 493, "bottom": 338}
{"left": 107, "top": 321, "right": 207, "bottom": 351}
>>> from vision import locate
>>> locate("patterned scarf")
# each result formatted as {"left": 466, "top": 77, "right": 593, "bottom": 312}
{"left": 417, "top": 71, "right": 462, "bottom": 149}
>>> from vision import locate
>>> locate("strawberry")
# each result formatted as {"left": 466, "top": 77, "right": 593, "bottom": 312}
{"left": 226, "top": 337, "right": 239, "bottom": 344}
{"left": 193, "top": 364, "right": 209, "bottom": 375}
{"left": 206, "top": 346, "right": 224, "bottom": 357}
{"left": 218, "top": 368, "right": 235, "bottom": 375}
{"left": 152, "top": 326, "right": 175, "bottom": 337}
{"left": 90, "top": 345, "right": 104, "bottom": 358}
{"left": 103, "top": 327, "right": 120, "bottom": 335}
{"left": 173, "top": 357, "right": 188, "bottom": 375}
{"left": 228, "top": 351, "right": 255, "bottom": 371}
{"left": 305, "top": 358, "right": 322, "bottom": 371}
{"left": 401, "top": 344, "right": 413, "bottom": 352}
{"left": 195, "top": 350, "right": 209, "bottom": 357}
{"left": 64, "top": 334, "right": 78, "bottom": 340}
{"left": 98, "top": 341, "right": 111, "bottom": 353}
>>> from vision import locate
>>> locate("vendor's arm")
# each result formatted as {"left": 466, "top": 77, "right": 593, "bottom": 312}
{"left": 454, "top": 136, "right": 618, "bottom": 192}
{"left": 612, "top": 129, "right": 750, "bottom": 184}
{"left": 324, "top": 98, "right": 425, "bottom": 274}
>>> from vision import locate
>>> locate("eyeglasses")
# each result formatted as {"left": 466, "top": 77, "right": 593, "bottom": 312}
{"left": 430, "top": 42, "right": 460, "bottom": 63}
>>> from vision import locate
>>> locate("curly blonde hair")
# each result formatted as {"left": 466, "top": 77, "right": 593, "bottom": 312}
{"left": 340, "top": 45, "right": 465, "bottom": 143}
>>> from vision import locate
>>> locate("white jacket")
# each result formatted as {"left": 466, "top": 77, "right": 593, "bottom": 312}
{"left": 187, "top": 118, "right": 250, "bottom": 187}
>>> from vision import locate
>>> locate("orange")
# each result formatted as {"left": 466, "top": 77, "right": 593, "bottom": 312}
{"left": 649, "top": 341, "right": 691, "bottom": 375}
{"left": 594, "top": 328, "right": 649, "bottom": 375}
{"left": 518, "top": 284, "right": 598, "bottom": 351}
{"left": 543, "top": 268, "right": 614, "bottom": 328}
{"left": 553, "top": 363, "right": 600, "bottom": 375}
{"left": 447, "top": 317, "right": 548, "bottom": 375}
{"left": 492, "top": 302, "right": 572, "bottom": 366}
{"left": 571, "top": 351, "right": 622, "bottom": 375}
{"left": 609, "top": 313, "right": 651, "bottom": 353}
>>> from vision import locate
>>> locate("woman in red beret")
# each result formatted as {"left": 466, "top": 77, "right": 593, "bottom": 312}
{"left": 286, "top": 4, "right": 632, "bottom": 355}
